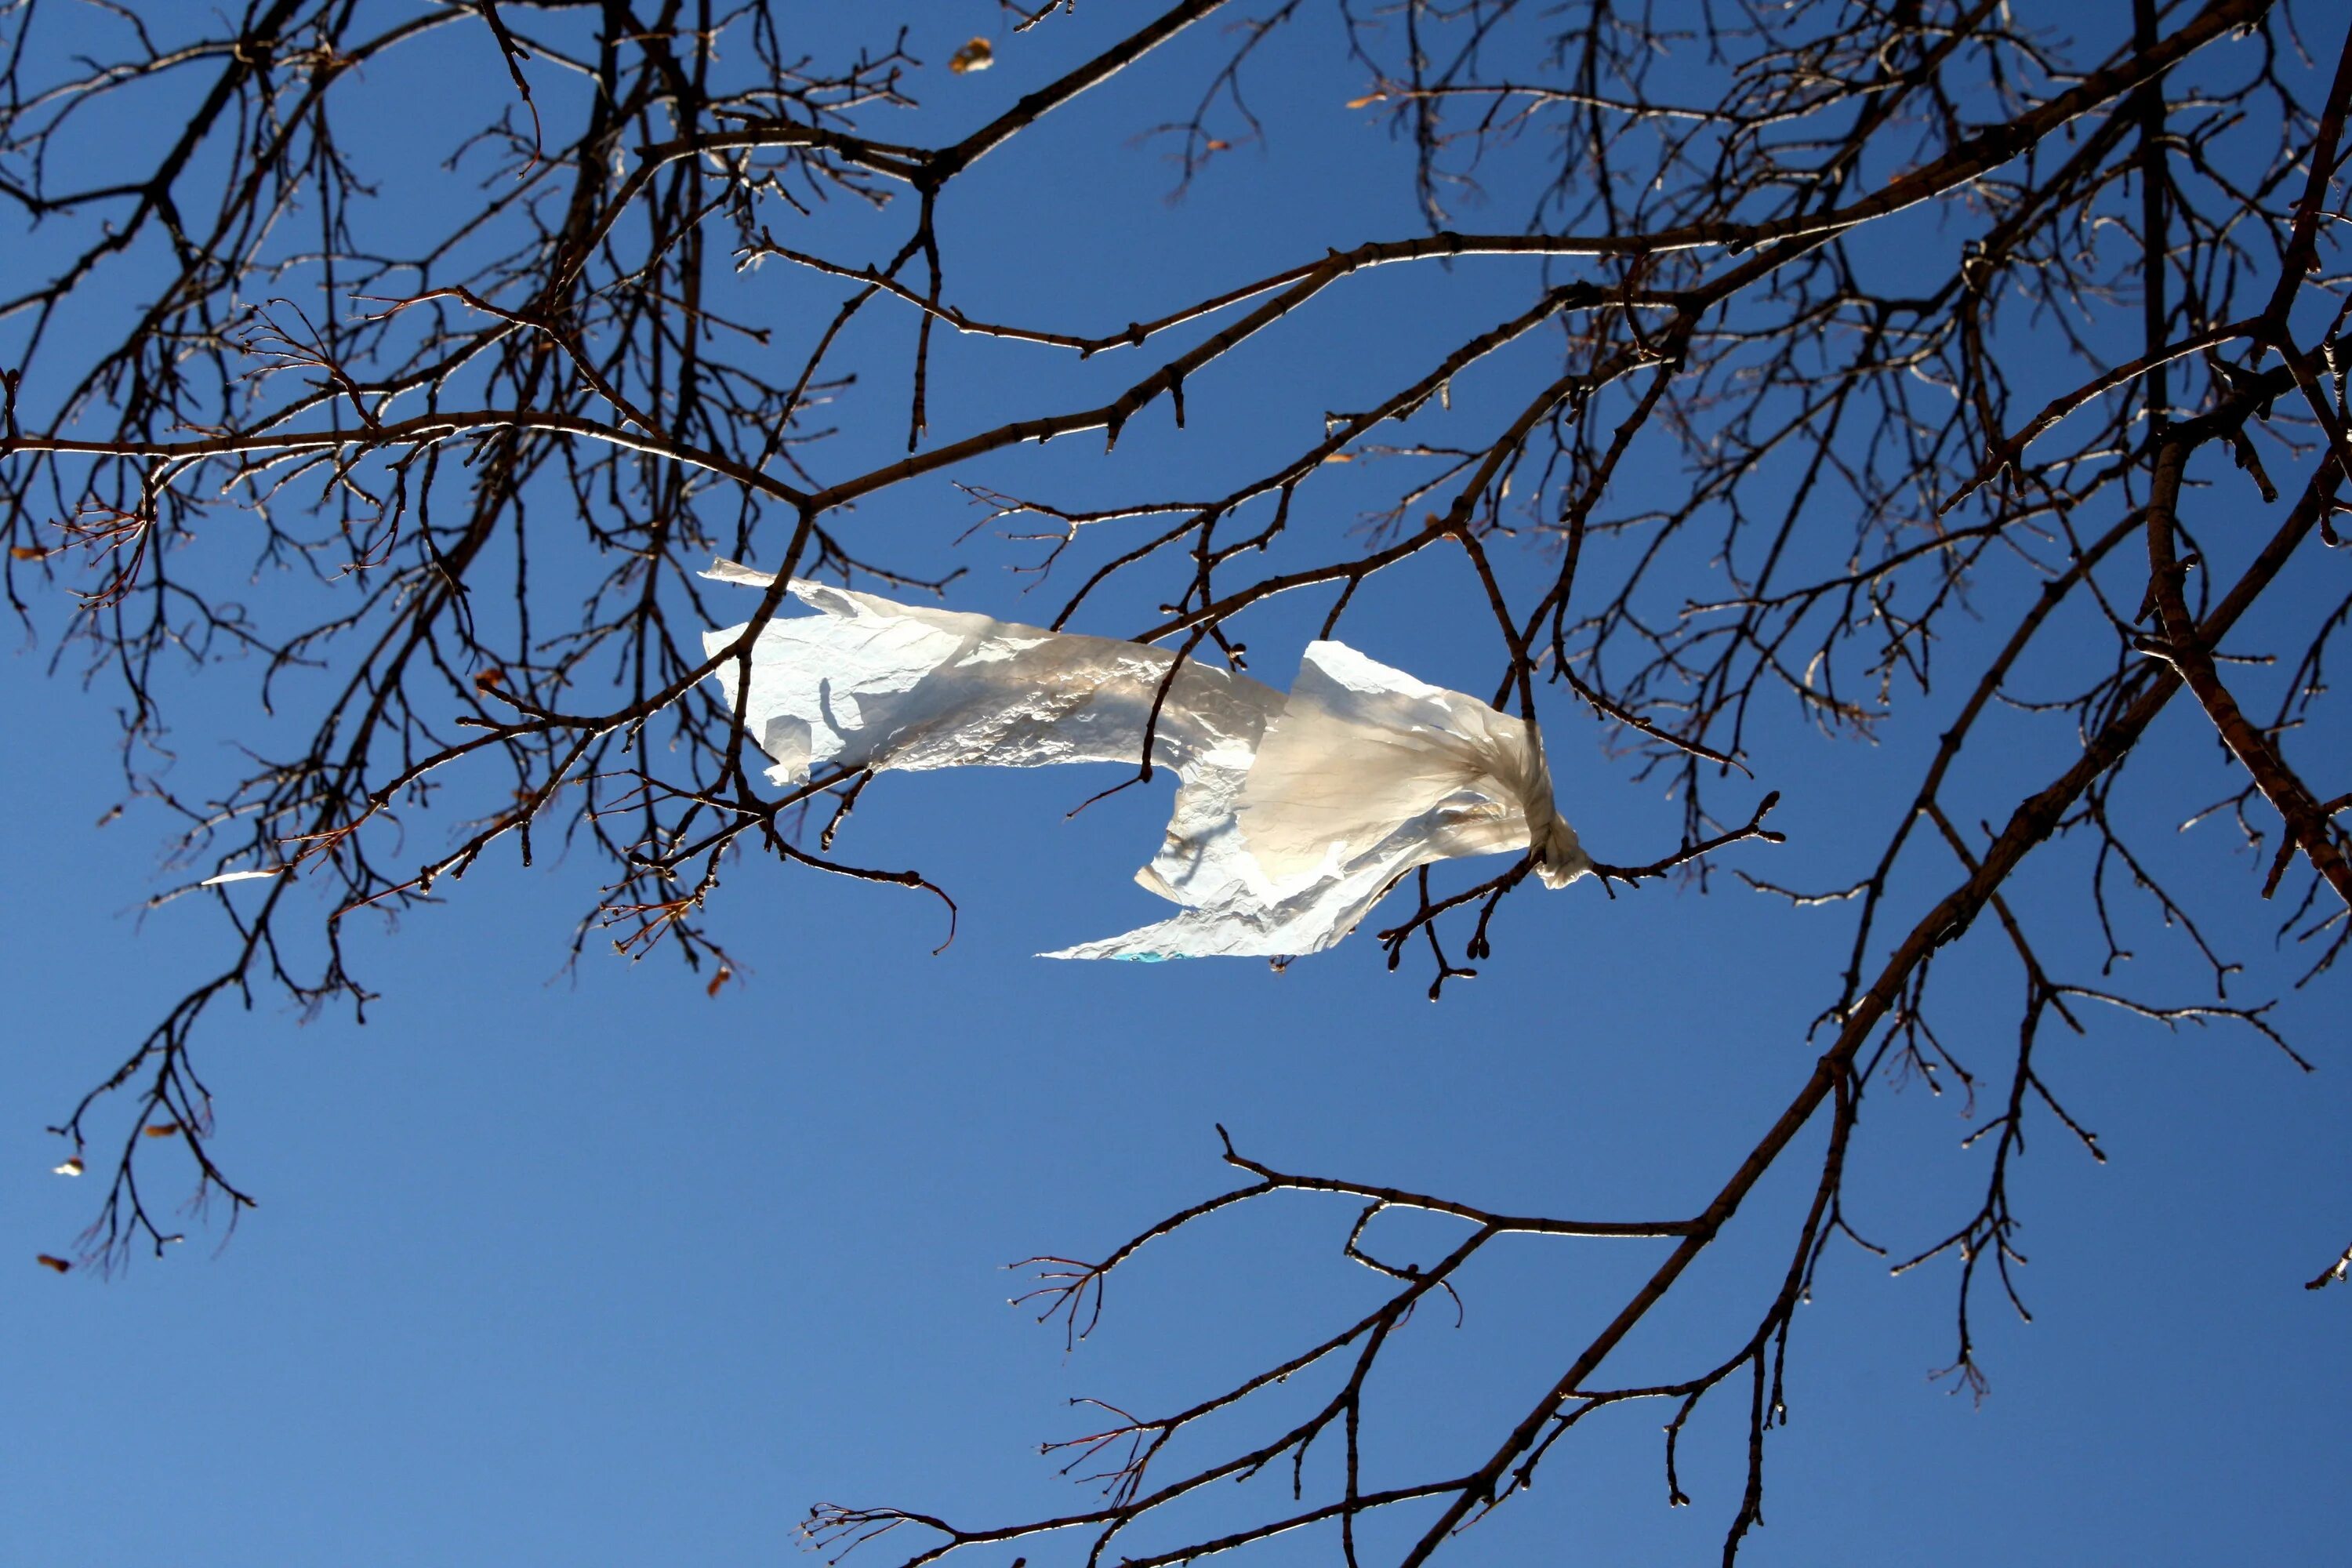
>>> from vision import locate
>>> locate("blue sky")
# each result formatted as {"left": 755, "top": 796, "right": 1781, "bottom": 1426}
{"left": 2, "top": 3, "right": 2347, "bottom": 1564}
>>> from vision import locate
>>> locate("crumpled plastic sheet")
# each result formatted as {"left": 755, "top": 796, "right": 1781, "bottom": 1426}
{"left": 702, "top": 561, "right": 1589, "bottom": 960}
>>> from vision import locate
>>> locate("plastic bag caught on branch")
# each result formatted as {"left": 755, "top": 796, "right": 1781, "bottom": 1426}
{"left": 702, "top": 561, "right": 1589, "bottom": 960}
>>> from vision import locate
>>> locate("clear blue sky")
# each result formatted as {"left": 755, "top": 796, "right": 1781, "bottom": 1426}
{"left": 2, "top": 4, "right": 2346, "bottom": 1564}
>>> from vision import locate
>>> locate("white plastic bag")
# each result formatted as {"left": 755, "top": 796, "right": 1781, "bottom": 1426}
{"left": 702, "top": 561, "right": 1588, "bottom": 960}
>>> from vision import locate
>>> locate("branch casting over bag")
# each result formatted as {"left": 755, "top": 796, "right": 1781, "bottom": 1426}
{"left": 702, "top": 561, "right": 1591, "bottom": 960}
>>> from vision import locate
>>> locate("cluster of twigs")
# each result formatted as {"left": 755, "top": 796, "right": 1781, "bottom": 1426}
{"left": 3, "top": 0, "right": 2349, "bottom": 1559}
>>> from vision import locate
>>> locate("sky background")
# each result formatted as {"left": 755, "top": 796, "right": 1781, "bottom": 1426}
{"left": 3, "top": 3, "right": 2347, "bottom": 1564}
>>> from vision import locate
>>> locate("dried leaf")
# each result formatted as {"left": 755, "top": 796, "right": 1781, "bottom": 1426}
{"left": 948, "top": 37, "right": 993, "bottom": 74}
{"left": 1204, "top": 139, "right": 1230, "bottom": 152}
{"left": 53, "top": 1157, "right": 83, "bottom": 1177}
{"left": 9, "top": 544, "right": 49, "bottom": 561}
{"left": 36, "top": 1254, "right": 71, "bottom": 1273}
{"left": 706, "top": 964, "right": 733, "bottom": 998}
{"left": 1322, "top": 452, "right": 1353, "bottom": 464}
{"left": 1345, "top": 93, "right": 1387, "bottom": 109}
{"left": 474, "top": 666, "right": 505, "bottom": 691}
{"left": 143, "top": 1122, "right": 180, "bottom": 1138}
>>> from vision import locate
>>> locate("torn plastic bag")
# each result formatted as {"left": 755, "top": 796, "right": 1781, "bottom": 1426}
{"left": 701, "top": 561, "right": 1590, "bottom": 960}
